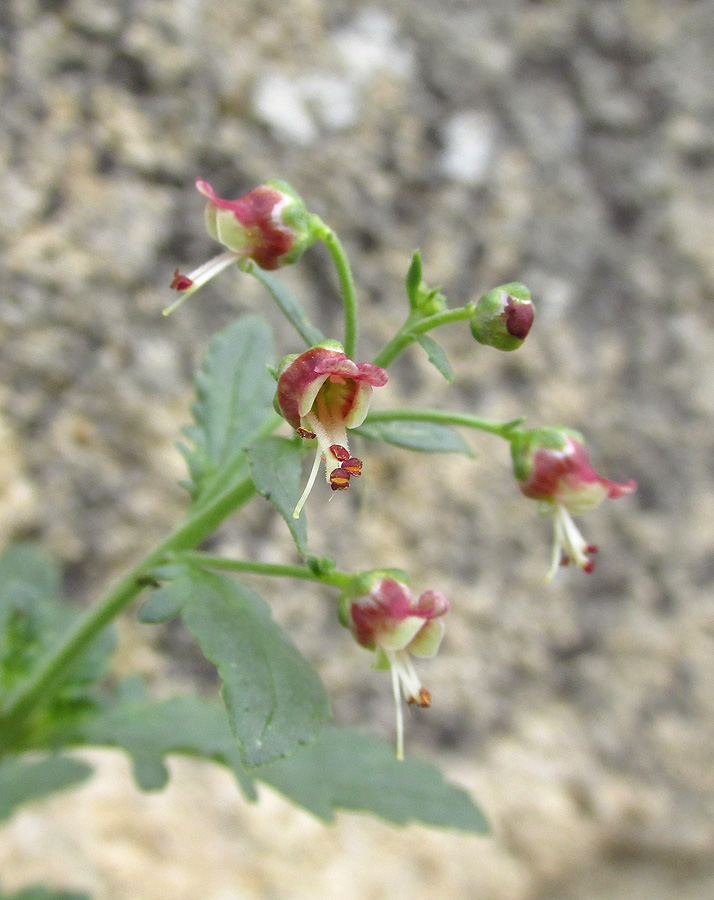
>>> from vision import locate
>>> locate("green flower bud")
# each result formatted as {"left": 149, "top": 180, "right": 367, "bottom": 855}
{"left": 470, "top": 282, "right": 534, "bottom": 351}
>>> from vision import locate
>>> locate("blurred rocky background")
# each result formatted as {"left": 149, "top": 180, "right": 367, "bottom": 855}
{"left": 1, "top": 0, "right": 713, "bottom": 897}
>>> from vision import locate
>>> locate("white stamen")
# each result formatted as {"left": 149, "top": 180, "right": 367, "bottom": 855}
{"left": 162, "top": 251, "right": 238, "bottom": 316}
{"left": 545, "top": 505, "right": 592, "bottom": 582}
{"left": 292, "top": 446, "right": 323, "bottom": 519}
{"left": 391, "top": 664, "right": 405, "bottom": 761}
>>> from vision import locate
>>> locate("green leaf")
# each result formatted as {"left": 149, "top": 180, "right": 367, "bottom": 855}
{"left": 77, "top": 696, "right": 256, "bottom": 798}
{"left": 179, "top": 570, "right": 330, "bottom": 768}
{"left": 259, "top": 725, "right": 490, "bottom": 833}
{"left": 71, "top": 695, "right": 487, "bottom": 833}
{"left": 0, "top": 544, "right": 115, "bottom": 701}
{"left": 0, "top": 886, "right": 90, "bottom": 900}
{"left": 405, "top": 251, "right": 422, "bottom": 310}
{"left": 0, "top": 755, "right": 93, "bottom": 822}
{"left": 137, "top": 579, "right": 192, "bottom": 624}
{"left": 0, "top": 544, "right": 61, "bottom": 636}
{"left": 247, "top": 437, "right": 308, "bottom": 557}
{"left": 356, "top": 420, "right": 474, "bottom": 456}
{"left": 179, "top": 316, "right": 277, "bottom": 501}
{"left": 242, "top": 262, "right": 325, "bottom": 347}
{"left": 415, "top": 333, "right": 455, "bottom": 383}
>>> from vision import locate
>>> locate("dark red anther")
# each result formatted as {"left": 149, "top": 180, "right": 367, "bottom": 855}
{"left": 297, "top": 427, "right": 317, "bottom": 439}
{"left": 583, "top": 560, "right": 596, "bottom": 574}
{"left": 329, "top": 444, "right": 350, "bottom": 462}
{"left": 586, "top": 544, "right": 599, "bottom": 554}
{"left": 170, "top": 269, "right": 194, "bottom": 291}
{"left": 330, "top": 468, "right": 351, "bottom": 491}
{"left": 342, "top": 457, "right": 362, "bottom": 477}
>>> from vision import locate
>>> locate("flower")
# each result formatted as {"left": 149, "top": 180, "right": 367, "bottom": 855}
{"left": 165, "top": 178, "right": 315, "bottom": 314}
{"left": 347, "top": 575, "right": 450, "bottom": 759}
{"left": 275, "top": 341, "right": 388, "bottom": 518}
{"left": 512, "top": 428, "right": 636, "bottom": 581}
{"left": 470, "top": 282, "right": 534, "bottom": 351}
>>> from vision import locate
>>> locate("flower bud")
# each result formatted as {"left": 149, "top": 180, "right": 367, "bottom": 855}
{"left": 470, "top": 282, "right": 534, "bottom": 351}
{"left": 198, "top": 178, "right": 316, "bottom": 270}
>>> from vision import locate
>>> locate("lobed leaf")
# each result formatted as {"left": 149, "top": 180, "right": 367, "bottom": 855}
{"left": 77, "top": 695, "right": 256, "bottom": 798}
{"left": 0, "top": 755, "right": 93, "bottom": 822}
{"left": 260, "top": 724, "right": 490, "bottom": 833}
{"left": 71, "top": 693, "right": 489, "bottom": 834}
{"left": 179, "top": 570, "right": 331, "bottom": 768}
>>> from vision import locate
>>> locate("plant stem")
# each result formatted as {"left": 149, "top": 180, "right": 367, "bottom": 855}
{"left": 175, "top": 551, "right": 353, "bottom": 591}
{"left": 365, "top": 408, "right": 525, "bottom": 439}
{"left": 0, "top": 477, "right": 257, "bottom": 751}
{"left": 314, "top": 221, "right": 358, "bottom": 358}
{"left": 371, "top": 304, "right": 475, "bottom": 369}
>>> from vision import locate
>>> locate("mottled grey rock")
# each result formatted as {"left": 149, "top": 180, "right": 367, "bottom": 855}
{"left": 1, "top": 1, "right": 713, "bottom": 898}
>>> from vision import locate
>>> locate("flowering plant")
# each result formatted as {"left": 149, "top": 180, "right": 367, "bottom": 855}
{"left": 0, "top": 179, "right": 636, "bottom": 889}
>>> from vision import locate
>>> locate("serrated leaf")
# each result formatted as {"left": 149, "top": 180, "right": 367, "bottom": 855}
{"left": 77, "top": 695, "right": 256, "bottom": 798}
{"left": 0, "top": 887, "right": 90, "bottom": 900}
{"left": 242, "top": 262, "right": 325, "bottom": 347}
{"left": 247, "top": 437, "right": 308, "bottom": 557}
{"left": 415, "top": 333, "right": 455, "bottom": 383}
{"left": 405, "top": 250, "right": 422, "bottom": 310}
{"left": 179, "top": 570, "right": 330, "bottom": 768}
{"left": 356, "top": 420, "right": 474, "bottom": 456}
{"left": 259, "top": 725, "right": 490, "bottom": 833}
{"left": 180, "top": 316, "right": 277, "bottom": 501}
{"left": 0, "top": 755, "right": 93, "bottom": 822}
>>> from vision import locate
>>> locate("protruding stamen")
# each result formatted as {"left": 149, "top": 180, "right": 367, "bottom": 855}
{"left": 170, "top": 269, "right": 194, "bottom": 291}
{"left": 297, "top": 427, "right": 317, "bottom": 439}
{"left": 407, "top": 687, "right": 431, "bottom": 708}
{"left": 162, "top": 251, "right": 238, "bottom": 316}
{"left": 330, "top": 468, "right": 351, "bottom": 491}
{"left": 293, "top": 447, "right": 323, "bottom": 519}
{"left": 391, "top": 665, "right": 405, "bottom": 762}
{"left": 343, "top": 457, "right": 362, "bottom": 477}
{"left": 329, "top": 444, "right": 350, "bottom": 461}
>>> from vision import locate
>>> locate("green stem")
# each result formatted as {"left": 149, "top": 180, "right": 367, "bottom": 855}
{"left": 372, "top": 304, "right": 475, "bottom": 369}
{"left": 314, "top": 221, "right": 358, "bottom": 358}
{"left": 365, "top": 408, "right": 525, "bottom": 439}
{"left": 0, "top": 477, "right": 257, "bottom": 752}
{"left": 175, "top": 551, "right": 352, "bottom": 591}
